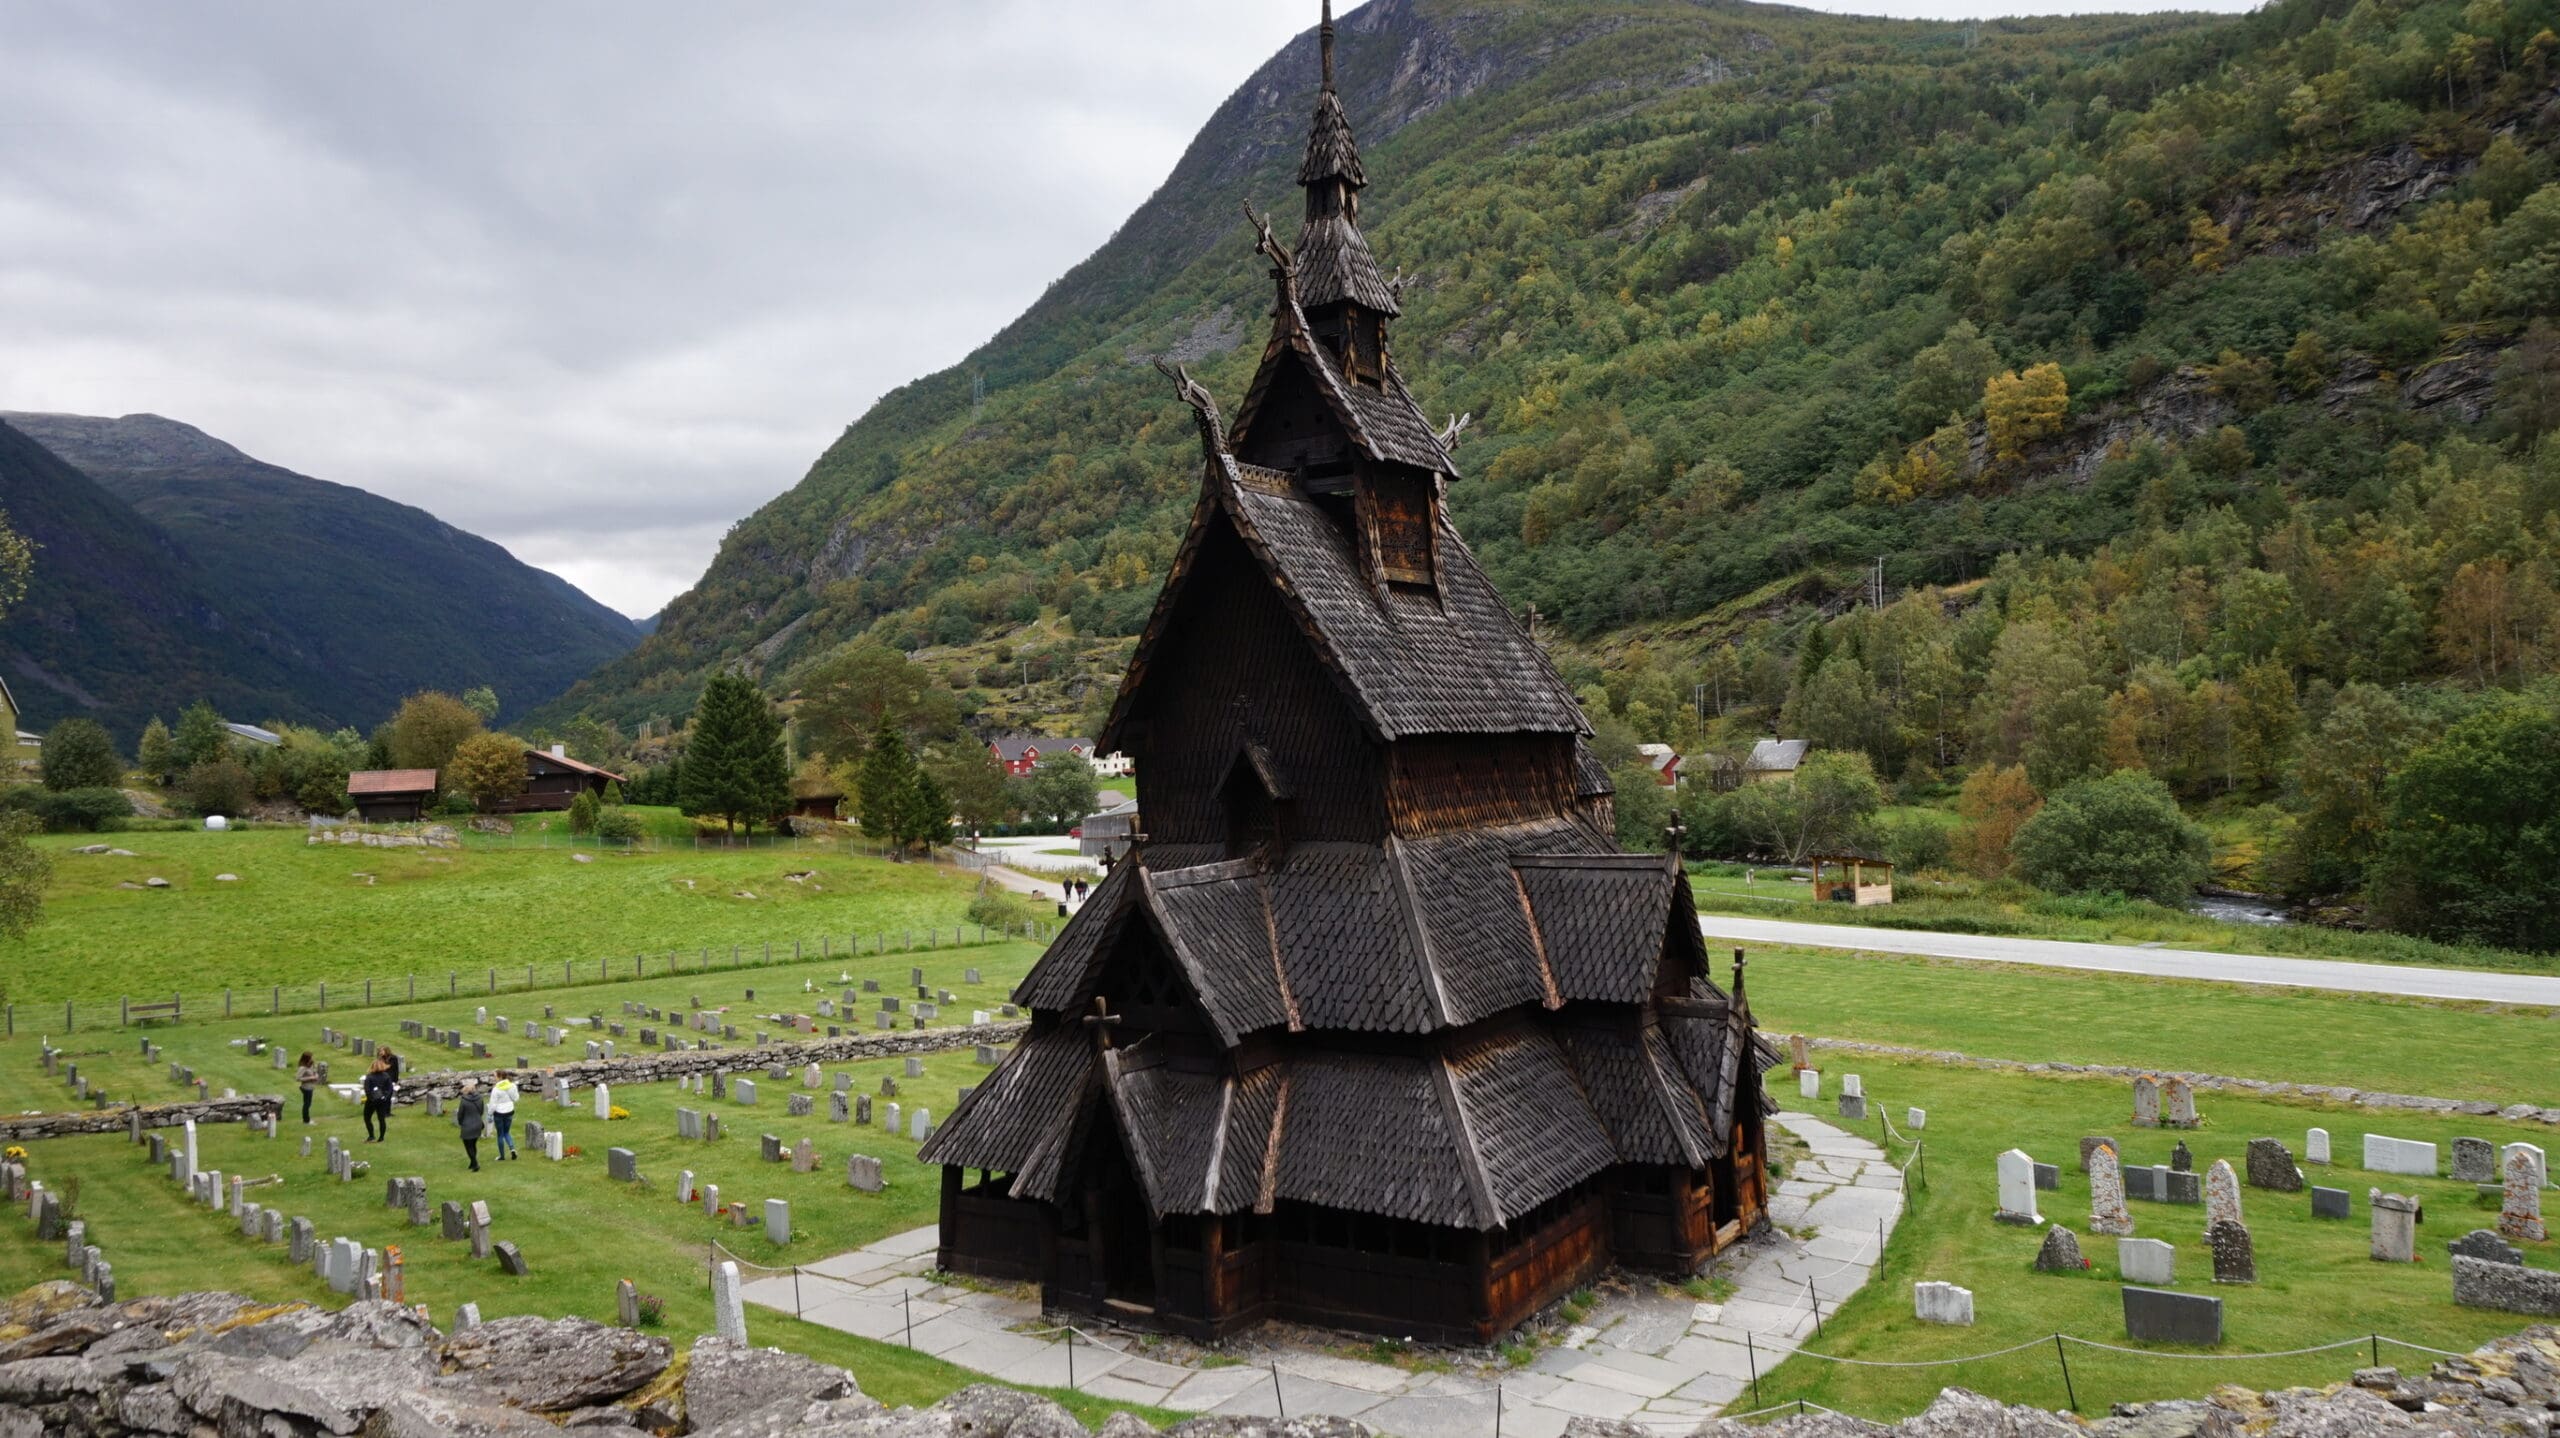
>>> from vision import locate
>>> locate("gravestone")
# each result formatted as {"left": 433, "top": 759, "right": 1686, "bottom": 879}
{"left": 617, "top": 1279, "right": 640, "bottom": 1328}
{"left": 677, "top": 1169, "right": 696, "bottom": 1204}
{"left": 544, "top": 1131, "right": 564, "bottom": 1161}
{"left": 2452, "top": 1137, "right": 2498, "bottom": 1184}
{"left": 701, "top": 1183, "right": 720, "bottom": 1218}
{"left": 595, "top": 1084, "right": 613, "bottom": 1120}
{"left": 1994, "top": 1149, "right": 2042, "bottom": 1226}
{"left": 2507, "top": 1142, "right": 2549, "bottom": 1191}
{"left": 1913, "top": 1281, "right": 1973, "bottom": 1325}
{"left": 407, "top": 1185, "right": 431, "bottom": 1227}
{"left": 2170, "top": 1141, "right": 2192, "bottom": 1173}
{"left": 1907, "top": 1107, "right": 1926, "bottom": 1130}
{"left": 885, "top": 1102, "right": 902, "bottom": 1136}
{"left": 2079, "top": 1136, "right": 2118, "bottom": 1174}
{"left": 903, "top": 1056, "right": 925, "bottom": 1079}
{"left": 2206, "top": 1219, "right": 2254, "bottom": 1284}
{"left": 2033, "top": 1162, "right": 2059, "bottom": 1191}
{"left": 260, "top": 1210, "right": 283, "bottom": 1244}
{"left": 2450, "top": 1228, "right": 2522, "bottom": 1265}
{"left": 676, "top": 1108, "right": 701, "bottom": 1140}
{"left": 705, "top": 1114, "right": 722, "bottom": 1142}
{"left": 2163, "top": 1077, "right": 2197, "bottom": 1129}
{"left": 2363, "top": 1135, "right": 2437, "bottom": 1176}
{"left": 2499, "top": 1146, "right": 2547, "bottom": 1242}
{"left": 289, "top": 1218, "right": 315, "bottom": 1264}
{"left": 856, "top": 1094, "right": 873, "bottom": 1125}
{"left": 1798, "top": 1069, "right": 1820, "bottom": 1100}
{"left": 2165, "top": 1170, "right": 2202, "bottom": 1205}
{"left": 2370, "top": 1190, "right": 2419, "bottom": 1262}
{"left": 874, "top": 1013, "right": 892, "bottom": 1030}
{"left": 829, "top": 1092, "right": 849, "bottom": 1123}
{"left": 793, "top": 1139, "right": 816, "bottom": 1174}
{"left": 1838, "top": 1093, "right": 1867, "bottom": 1121}
{"left": 441, "top": 1202, "right": 466, "bottom": 1241}
{"left": 1842, "top": 1073, "right": 1864, "bottom": 1099}
{"left": 495, "top": 1241, "right": 527, "bottom": 1276}
{"left": 2118, "top": 1237, "right": 2174, "bottom": 1285}
{"left": 2130, "top": 1076, "right": 2160, "bottom": 1128}
{"left": 909, "top": 1108, "right": 931, "bottom": 1141}
{"left": 2203, "top": 1160, "right": 2243, "bottom": 1235}
{"left": 2123, "top": 1286, "right": 2221, "bottom": 1345}
{"left": 765, "top": 1198, "right": 791, "bottom": 1245}
{"left": 2088, "top": 1144, "right": 2133, "bottom": 1236}
{"left": 710, "top": 1072, "right": 726, "bottom": 1100}
{"left": 2034, "top": 1226, "right": 2084, "bottom": 1273}
{"left": 2451, "top": 1255, "right": 2560, "bottom": 1317}
{"left": 964, "top": 967, "right": 981, "bottom": 984}
{"left": 607, "top": 1148, "right": 639, "bottom": 1182}
{"left": 761, "top": 1134, "right": 783, "bottom": 1163}
{"left": 879, "top": 1076, "right": 899, "bottom": 1098}
{"left": 833, "top": 1072, "right": 854, "bottom": 1093}
{"left": 787, "top": 1093, "right": 813, "bottom": 1118}
{"left": 735, "top": 1078, "right": 758, "bottom": 1106}
{"left": 847, "top": 1154, "right": 884, "bottom": 1192}
{"left": 2125, "top": 1166, "right": 2161, "bottom": 1203}
{"left": 62, "top": 1219, "right": 84, "bottom": 1269}
{"left": 804, "top": 1063, "right": 823, "bottom": 1089}
{"left": 2245, "top": 1137, "right": 2303, "bottom": 1192}
{"left": 712, "top": 1261, "right": 747, "bottom": 1342}
{"left": 2310, "top": 1186, "right": 2352, "bottom": 1220}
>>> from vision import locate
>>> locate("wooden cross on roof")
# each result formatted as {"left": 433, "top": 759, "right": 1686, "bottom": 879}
{"left": 1662, "top": 809, "right": 1687, "bottom": 872}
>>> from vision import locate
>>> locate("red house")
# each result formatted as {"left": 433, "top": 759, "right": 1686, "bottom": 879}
{"left": 988, "top": 735, "right": 1095, "bottom": 777}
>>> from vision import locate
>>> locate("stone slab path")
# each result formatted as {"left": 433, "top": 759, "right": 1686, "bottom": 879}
{"left": 747, "top": 1112, "right": 1900, "bottom": 1437}
{"left": 1696, "top": 914, "right": 2560, "bottom": 1008}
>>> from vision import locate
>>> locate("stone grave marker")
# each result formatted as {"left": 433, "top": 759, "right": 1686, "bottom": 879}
{"left": 2245, "top": 1137, "right": 2303, "bottom": 1192}
{"left": 793, "top": 1139, "right": 816, "bottom": 1174}
{"left": 787, "top": 1093, "right": 813, "bottom": 1118}
{"left": 2170, "top": 1140, "right": 2192, "bottom": 1173}
{"left": 829, "top": 1092, "right": 849, "bottom": 1123}
{"left": 734, "top": 1078, "right": 757, "bottom": 1106}
{"left": 290, "top": 1218, "right": 314, "bottom": 1264}
{"left": 607, "top": 1148, "right": 639, "bottom": 1182}
{"left": 1913, "top": 1281, "right": 1973, "bottom": 1325}
{"left": 594, "top": 1084, "right": 613, "bottom": 1120}
{"left": 2163, "top": 1077, "right": 2197, "bottom": 1129}
{"left": 712, "top": 1261, "right": 747, "bottom": 1342}
{"left": 1995, "top": 1149, "right": 2042, "bottom": 1226}
{"left": 2363, "top": 1135, "right": 2437, "bottom": 1176}
{"left": 2118, "top": 1237, "right": 2174, "bottom": 1285}
{"left": 909, "top": 1107, "right": 931, "bottom": 1142}
{"left": 856, "top": 1094, "right": 873, "bottom": 1125}
{"left": 441, "top": 1202, "right": 466, "bottom": 1241}
{"left": 2089, "top": 1144, "right": 2133, "bottom": 1236}
{"left": 2370, "top": 1190, "right": 2419, "bottom": 1262}
{"left": 1798, "top": 1069, "right": 1820, "bottom": 1100}
{"left": 495, "top": 1241, "right": 527, "bottom": 1276}
{"left": 2033, "top": 1162, "right": 2059, "bottom": 1191}
{"left": 1839, "top": 1091, "right": 1867, "bottom": 1121}
{"left": 2506, "top": 1142, "right": 2547, "bottom": 1191}
{"left": 2451, "top": 1255, "right": 2560, "bottom": 1316}
{"left": 2079, "top": 1136, "right": 2118, "bottom": 1174}
{"left": 617, "top": 1279, "right": 640, "bottom": 1328}
{"left": 2034, "top": 1227, "right": 2084, "bottom": 1272}
{"left": 903, "top": 1056, "right": 925, "bottom": 1079}
{"left": 702, "top": 1183, "right": 720, "bottom": 1218}
{"left": 847, "top": 1154, "right": 884, "bottom": 1192}
{"left": 2126, "top": 1166, "right": 2160, "bottom": 1203}
{"left": 2165, "top": 1170, "right": 2202, "bottom": 1205}
{"left": 2310, "top": 1186, "right": 2352, "bottom": 1220}
{"left": 2452, "top": 1137, "right": 2497, "bottom": 1184}
{"left": 761, "top": 1134, "right": 783, "bottom": 1163}
{"left": 885, "top": 1102, "right": 902, "bottom": 1136}
{"left": 2450, "top": 1228, "right": 2522, "bottom": 1265}
{"left": 2123, "top": 1286, "right": 2220, "bottom": 1345}
{"left": 2130, "top": 1076, "right": 2160, "bottom": 1128}
{"left": 2203, "top": 1160, "right": 2243, "bottom": 1235}
{"left": 2500, "top": 1146, "right": 2547, "bottom": 1242}
{"left": 2206, "top": 1219, "right": 2254, "bottom": 1284}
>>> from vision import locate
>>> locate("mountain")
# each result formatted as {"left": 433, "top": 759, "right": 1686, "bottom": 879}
{"left": 0, "top": 412, "right": 642, "bottom": 742}
{"left": 542, "top": 0, "right": 2560, "bottom": 814}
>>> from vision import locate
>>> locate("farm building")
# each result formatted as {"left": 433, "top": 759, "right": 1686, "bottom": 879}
{"left": 502, "top": 745, "right": 623, "bottom": 813}
{"left": 347, "top": 768, "right": 438, "bottom": 822}
{"left": 1740, "top": 738, "right": 1808, "bottom": 784}
{"left": 989, "top": 735, "right": 1097, "bottom": 777}
{"left": 921, "top": 12, "right": 1773, "bottom": 1346}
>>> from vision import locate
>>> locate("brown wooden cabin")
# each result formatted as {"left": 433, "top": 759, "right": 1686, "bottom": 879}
{"left": 497, "top": 745, "right": 624, "bottom": 813}
{"left": 347, "top": 768, "right": 438, "bottom": 822}
{"left": 921, "top": 13, "right": 1774, "bottom": 1347}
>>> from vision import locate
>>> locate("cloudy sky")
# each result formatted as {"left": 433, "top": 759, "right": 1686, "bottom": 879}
{"left": 2, "top": 0, "right": 2258, "bottom": 619}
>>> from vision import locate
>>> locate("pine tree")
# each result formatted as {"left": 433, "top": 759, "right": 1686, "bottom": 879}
{"left": 137, "top": 717, "right": 176, "bottom": 782}
{"left": 680, "top": 674, "right": 790, "bottom": 834}
{"left": 856, "top": 718, "right": 917, "bottom": 840}
{"left": 898, "top": 767, "right": 953, "bottom": 850}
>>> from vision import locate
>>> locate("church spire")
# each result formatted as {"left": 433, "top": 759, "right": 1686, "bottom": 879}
{"left": 1294, "top": 0, "right": 1398, "bottom": 329}
{"left": 1320, "top": 0, "right": 1336, "bottom": 91}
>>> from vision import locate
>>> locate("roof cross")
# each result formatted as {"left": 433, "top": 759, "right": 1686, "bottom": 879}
{"left": 1319, "top": 0, "right": 1335, "bottom": 91}
{"left": 1662, "top": 809, "right": 1688, "bottom": 872}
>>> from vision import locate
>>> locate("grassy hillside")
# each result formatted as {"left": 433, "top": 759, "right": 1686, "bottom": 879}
{"left": 1, "top": 412, "right": 640, "bottom": 739}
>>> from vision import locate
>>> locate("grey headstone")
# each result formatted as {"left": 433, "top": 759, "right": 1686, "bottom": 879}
{"left": 2449, "top": 1228, "right": 2522, "bottom": 1265}
{"left": 2311, "top": 1186, "right": 2352, "bottom": 1220}
{"left": 494, "top": 1241, "right": 527, "bottom": 1276}
{"left": 2079, "top": 1136, "right": 2119, "bottom": 1173}
{"left": 2451, "top": 1254, "right": 2560, "bottom": 1316}
{"left": 2125, "top": 1166, "right": 2160, "bottom": 1202}
{"left": 903, "top": 1056, "right": 924, "bottom": 1079}
{"left": 2452, "top": 1137, "right": 2498, "bottom": 1184}
{"left": 2033, "top": 1162, "right": 2059, "bottom": 1192}
{"left": 2117, "top": 1237, "right": 2174, "bottom": 1285}
{"left": 847, "top": 1154, "right": 884, "bottom": 1192}
{"left": 1837, "top": 1093, "right": 1866, "bottom": 1121}
{"left": 2244, "top": 1137, "right": 2304, "bottom": 1192}
{"left": 441, "top": 1201, "right": 467, "bottom": 1240}
{"left": 607, "top": 1147, "right": 639, "bottom": 1182}
{"left": 765, "top": 1198, "right": 790, "bottom": 1244}
{"left": 2170, "top": 1140, "right": 2192, "bottom": 1172}
{"left": 2165, "top": 1170, "right": 2202, "bottom": 1205}
{"left": 2122, "top": 1285, "right": 2221, "bottom": 1345}
{"left": 2207, "top": 1220, "right": 2254, "bottom": 1285}
{"left": 711, "top": 1261, "right": 747, "bottom": 1342}
{"left": 761, "top": 1133, "right": 783, "bottom": 1164}
{"left": 2034, "top": 1226, "right": 2084, "bottom": 1273}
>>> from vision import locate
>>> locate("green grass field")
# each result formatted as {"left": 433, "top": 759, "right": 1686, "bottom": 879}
{"left": 1744, "top": 1055, "right": 2557, "bottom": 1419}
{"left": 20, "top": 826, "right": 1002, "bottom": 1012}
{"left": 1688, "top": 871, "right": 2557, "bottom": 975}
{"left": 1738, "top": 946, "right": 2560, "bottom": 1106}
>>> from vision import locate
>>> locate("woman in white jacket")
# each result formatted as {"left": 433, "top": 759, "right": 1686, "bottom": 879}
{"left": 487, "top": 1072, "right": 520, "bottom": 1160}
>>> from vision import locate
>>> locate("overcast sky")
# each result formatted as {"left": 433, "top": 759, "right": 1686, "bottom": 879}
{"left": 1, "top": 0, "right": 2259, "bottom": 619}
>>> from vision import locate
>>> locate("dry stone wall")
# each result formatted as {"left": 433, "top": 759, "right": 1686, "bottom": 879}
{"left": 0, "top": 1096, "right": 277, "bottom": 1144}
{"left": 384, "top": 1020, "right": 1031, "bottom": 1105}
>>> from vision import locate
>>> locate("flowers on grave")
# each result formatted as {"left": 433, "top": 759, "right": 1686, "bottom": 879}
{"left": 608, "top": 1106, "right": 630, "bottom": 1121}
{"left": 563, "top": 1146, "right": 583, "bottom": 1159}
{"left": 2, "top": 1146, "right": 23, "bottom": 1161}
{"left": 636, "top": 1292, "right": 666, "bottom": 1327}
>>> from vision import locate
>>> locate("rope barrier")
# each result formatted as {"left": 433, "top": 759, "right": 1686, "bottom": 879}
{"left": 1786, "top": 1330, "right": 2469, "bottom": 1370}
{"left": 2059, "top": 1335, "right": 2372, "bottom": 1361}
{"left": 1782, "top": 1336, "right": 2057, "bottom": 1368}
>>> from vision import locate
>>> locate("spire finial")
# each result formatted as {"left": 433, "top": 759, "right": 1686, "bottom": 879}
{"left": 1320, "top": 0, "right": 1335, "bottom": 91}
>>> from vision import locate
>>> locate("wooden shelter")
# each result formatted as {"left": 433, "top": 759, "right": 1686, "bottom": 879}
{"left": 347, "top": 768, "right": 438, "bottom": 823}
{"left": 1807, "top": 852, "right": 1894, "bottom": 906}
{"left": 921, "top": 6, "right": 1774, "bottom": 1345}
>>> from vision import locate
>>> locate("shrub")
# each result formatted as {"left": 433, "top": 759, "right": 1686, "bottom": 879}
{"left": 180, "top": 759, "right": 253, "bottom": 819}
{"left": 2010, "top": 770, "right": 2210, "bottom": 904}
{"left": 966, "top": 887, "right": 1040, "bottom": 930}
{"left": 1875, "top": 813, "right": 1951, "bottom": 873}
{"left": 39, "top": 719, "right": 123, "bottom": 792}
{"left": 595, "top": 807, "right": 648, "bottom": 844}
{"left": 3, "top": 786, "right": 133, "bottom": 833}
{"left": 2368, "top": 697, "right": 2560, "bottom": 952}
{"left": 568, "top": 789, "right": 602, "bottom": 836}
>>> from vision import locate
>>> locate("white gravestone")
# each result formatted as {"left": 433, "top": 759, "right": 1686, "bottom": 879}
{"left": 2363, "top": 1135, "right": 2437, "bottom": 1176}
{"left": 2118, "top": 1237, "right": 2174, "bottom": 1285}
{"left": 1995, "top": 1149, "right": 2042, "bottom": 1226}
{"left": 1798, "top": 1069, "right": 1821, "bottom": 1101}
{"left": 2305, "top": 1127, "right": 2330, "bottom": 1165}
{"left": 594, "top": 1084, "right": 612, "bottom": 1120}
{"left": 710, "top": 1260, "right": 747, "bottom": 1343}
{"left": 1914, "top": 1281, "right": 1973, "bottom": 1325}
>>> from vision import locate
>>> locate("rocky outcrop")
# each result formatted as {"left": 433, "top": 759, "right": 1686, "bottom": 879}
{"left": 2, "top": 1281, "right": 2552, "bottom": 1437}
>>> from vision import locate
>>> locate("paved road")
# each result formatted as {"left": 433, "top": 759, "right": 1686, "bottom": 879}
{"left": 1695, "top": 914, "right": 2560, "bottom": 1008}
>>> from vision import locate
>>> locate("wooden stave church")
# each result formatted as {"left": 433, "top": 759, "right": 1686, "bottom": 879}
{"left": 920, "top": 4, "right": 1776, "bottom": 1347}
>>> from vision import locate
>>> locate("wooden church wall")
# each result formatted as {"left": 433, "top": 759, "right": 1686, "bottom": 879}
{"left": 1385, "top": 733, "right": 1580, "bottom": 836}
{"left": 1127, "top": 513, "right": 1385, "bottom": 847}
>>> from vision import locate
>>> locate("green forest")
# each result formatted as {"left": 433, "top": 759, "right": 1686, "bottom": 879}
{"left": 536, "top": 0, "right": 2560, "bottom": 949}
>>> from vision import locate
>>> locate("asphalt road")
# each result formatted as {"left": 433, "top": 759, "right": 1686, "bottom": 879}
{"left": 1694, "top": 914, "right": 2560, "bottom": 1008}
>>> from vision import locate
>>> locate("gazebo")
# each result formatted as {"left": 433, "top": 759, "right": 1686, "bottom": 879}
{"left": 1807, "top": 852, "right": 1894, "bottom": 905}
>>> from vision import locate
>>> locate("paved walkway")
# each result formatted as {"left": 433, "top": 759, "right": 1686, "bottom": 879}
{"left": 746, "top": 1112, "right": 1900, "bottom": 1437}
{"left": 1696, "top": 914, "right": 2560, "bottom": 1008}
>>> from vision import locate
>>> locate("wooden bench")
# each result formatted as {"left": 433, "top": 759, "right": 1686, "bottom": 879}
{"left": 122, "top": 997, "right": 181, "bottom": 1026}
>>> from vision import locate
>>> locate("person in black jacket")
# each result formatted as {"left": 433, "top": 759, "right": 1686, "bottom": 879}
{"left": 361, "top": 1057, "right": 395, "bottom": 1142}
{"left": 455, "top": 1080, "right": 486, "bottom": 1172}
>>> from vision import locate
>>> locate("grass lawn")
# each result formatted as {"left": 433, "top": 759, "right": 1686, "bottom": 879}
{"left": 20, "top": 826, "right": 1004, "bottom": 1012}
{"left": 1745, "top": 1055, "right": 2558, "bottom": 1420}
{"left": 1688, "top": 872, "right": 2558, "bottom": 975}
{"left": 1738, "top": 946, "right": 2560, "bottom": 1106}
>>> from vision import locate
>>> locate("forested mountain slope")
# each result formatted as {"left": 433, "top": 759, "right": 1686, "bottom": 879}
{"left": 2, "top": 412, "right": 642, "bottom": 737}
{"left": 545, "top": 0, "right": 2560, "bottom": 937}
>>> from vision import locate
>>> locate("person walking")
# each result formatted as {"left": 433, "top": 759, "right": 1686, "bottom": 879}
{"left": 488, "top": 1071, "right": 519, "bottom": 1160}
{"left": 455, "top": 1080, "right": 486, "bottom": 1172}
{"left": 381, "top": 1047, "right": 402, "bottom": 1083}
{"left": 295, "top": 1052, "right": 319, "bottom": 1125}
{"left": 361, "top": 1056, "right": 395, "bottom": 1142}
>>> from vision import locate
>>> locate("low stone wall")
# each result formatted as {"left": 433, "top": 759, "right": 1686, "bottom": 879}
{"left": 0, "top": 1095, "right": 277, "bottom": 1143}
{"left": 385, "top": 1020, "right": 1031, "bottom": 1106}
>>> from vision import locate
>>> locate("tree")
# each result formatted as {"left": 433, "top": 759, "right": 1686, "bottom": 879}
{"left": 39, "top": 719, "right": 121, "bottom": 792}
{"left": 2021, "top": 683, "right": 2111, "bottom": 793}
{"left": 447, "top": 732, "right": 529, "bottom": 813}
{"left": 2010, "top": 770, "right": 2211, "bottom": 903}
{"left": 568, "top": 789, "right": 602, "bottom": 836}
{"left": 793, "top": 644, "right": 962, "bottom": 763}
{"left": 923, "top": 742, "right": 1013, "bottom": 835}
{"left": 180, "top": 759, "right": 253, "bottom": 819}
{"left": 680, "top": 674, "right": 790, "bottom": 835}
{"left": 0, "top": 813, "right": 53, "bottom": 943}
{"left": 137, "top": 717, "right": 176, "bottom": 782}
{"left": 1722, "top": 752, "right": 1883, "bottom": 863}
{"left": 1983, "top": 362, "right": 2069, "bottom": 463}
{"left": 897, "top": 768, "right": 953, "bottom": 850}
{"left": 172, "top": 701, "right": 230, "bottom": 771}
{"left": 2271, "top": 684, "right": 2418, "bottom": 899}
{"left": 855, "top": 719, "right": 919, "bottom": 837}
{"left": 1894, "top": 321, "right": 2003, "bottom": 435}
{"left": 1017, "top": 752, "right": 1101, "bottom": 833}
{"left": 2369, "top": 697, "right": 2560, "bottom": 950}
{"left": 382, "top": 692, "right": 484, "bottom": 772}
{"left": 461, "top": 686, "right": 501, "bottom": 721}
{"left": 1952, "top": 763, "right": 2041, "bottom": 879}
{"left": 1786, "top": 657, "right": 1891, "bottom": 770}
{"left": 1611, "top": 761, "right": 1673, "bottom": 851}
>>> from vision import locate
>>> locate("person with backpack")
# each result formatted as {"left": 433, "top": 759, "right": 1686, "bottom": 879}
{"left": 295, "top": 1052, "right": 320, "bottom": 1125}
{"left": 487, "top": 1071, "right": 519, "bottom": 1160}
{"left": 361, "top": 1056, "right": 395, "bottom": 1142}
{"left": 455, "top": 1079, "right": 486, "bottom": 1172}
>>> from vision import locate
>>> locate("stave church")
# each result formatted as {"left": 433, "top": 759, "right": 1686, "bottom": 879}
{"left": 919, "top": 2, "right": 1775, "bottom": 1345}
